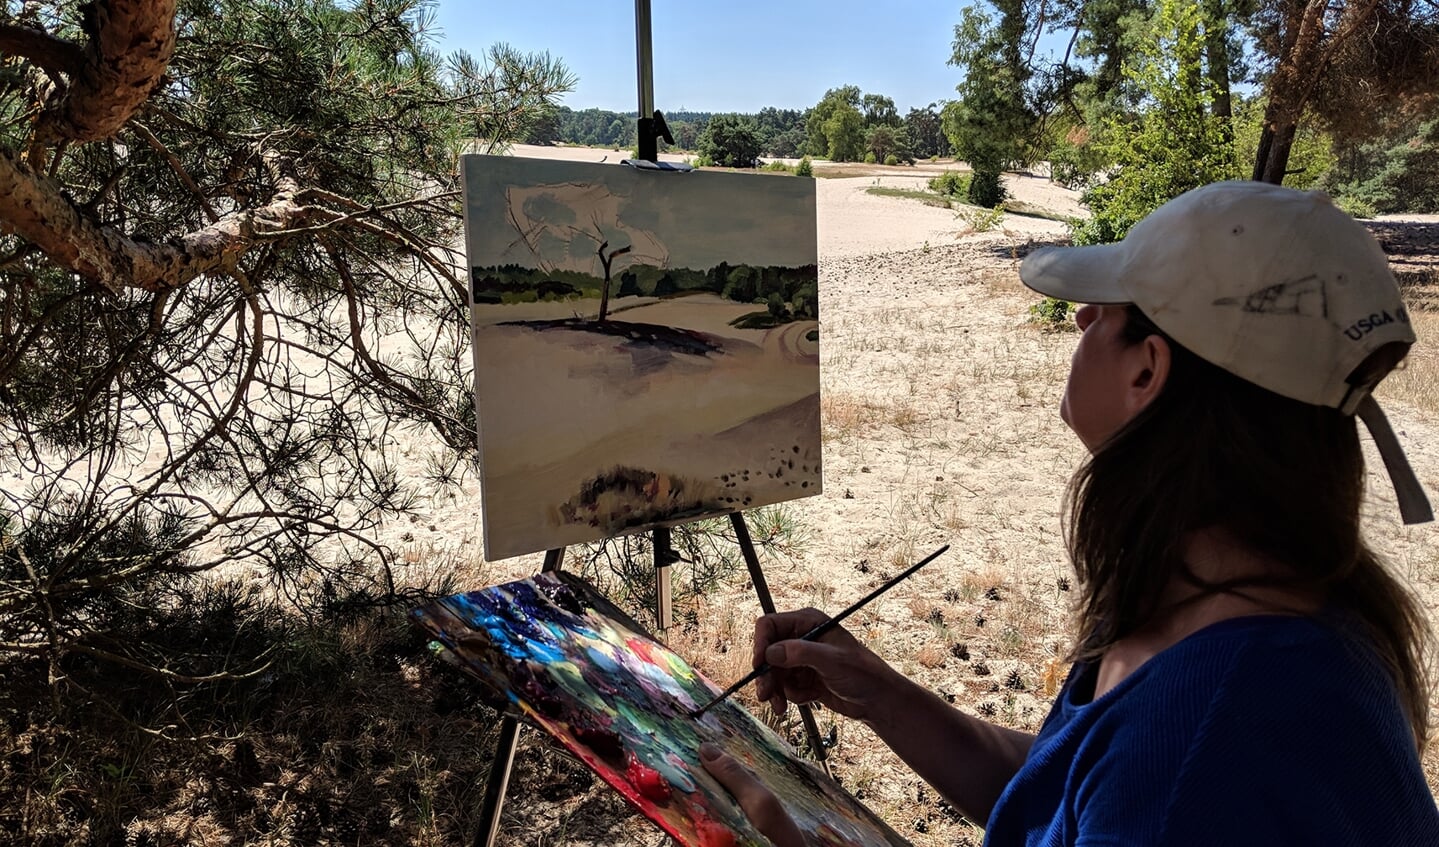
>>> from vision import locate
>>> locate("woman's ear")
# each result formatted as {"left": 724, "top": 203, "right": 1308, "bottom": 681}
{"left": 1126, "top": 334, "right": 1171, "bottom": 417}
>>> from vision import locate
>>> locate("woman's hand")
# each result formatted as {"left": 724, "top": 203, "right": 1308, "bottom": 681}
{"left": 700, "top": 742, "right": 807, "bottom": 847}
{"left": 753, "top": 608, "right": 900, "bottom": 725}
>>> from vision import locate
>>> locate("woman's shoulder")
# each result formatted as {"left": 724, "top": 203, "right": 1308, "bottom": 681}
{"left": 1124, "top": 613, "right": 1397, "bottom": 717}
{"left": 1087, "top": 612, "right": 1422, "bottom": 794}
{"left": 1078, "top": 614, "right": 1437, "bottom": 843}
{"left": 1065, "top": 612, "right": 1411, "bottom": 768}
{"left": 1167, "top": 613, "right": 1386, "bottom": 687}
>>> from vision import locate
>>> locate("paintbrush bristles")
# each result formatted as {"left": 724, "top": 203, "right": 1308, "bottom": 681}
{"left": 687, "top": 543, "right": 950, "bottom": 718}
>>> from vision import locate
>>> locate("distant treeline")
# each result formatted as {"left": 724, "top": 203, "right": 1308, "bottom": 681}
{"left": 528, "top": 106, "right": 808, "bottom": 157}
{"left": 472, "top": 261, "right": 819, "bottom": 321}
{"left": 523, "top": 99, "right": 954, "bottom": 162}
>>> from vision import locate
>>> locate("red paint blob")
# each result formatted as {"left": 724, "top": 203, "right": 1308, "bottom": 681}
{"left": 626, "top": 636, "right": 660, "bottom": 666}
{"left": 626, "top": 753, "right": 671, "bottom": 804}
{"left": 694, "top": 818, "right": 737, "bottom": 847}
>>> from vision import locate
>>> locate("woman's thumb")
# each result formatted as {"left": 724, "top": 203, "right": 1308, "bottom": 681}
{"left": 700, "top": 745, "right": 761, "bottom": 803}
{"left": 700, "top": 743, "right": 806, "bottom": 847}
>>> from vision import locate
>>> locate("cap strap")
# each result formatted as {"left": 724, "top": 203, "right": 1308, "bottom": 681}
{"left": 1356, "top": 395, "right": 1433, "bottom": 525}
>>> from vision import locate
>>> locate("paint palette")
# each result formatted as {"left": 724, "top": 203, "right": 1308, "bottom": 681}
{"left": 411, "top": 572, "right": 908, "bottom": 847}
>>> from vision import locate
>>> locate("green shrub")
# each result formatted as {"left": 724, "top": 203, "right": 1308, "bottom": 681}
{"left": 693, "top": 152, "right": 715, "bottom": 167}
{"left": 762, "top": 160, "right": 793, "bottom": 173}
{"left": 928, "top": 170, "right": 970, "bottom": 197}
{"left": 1332, "top": 194, "right": 1378, "bottom": 219}
{"left": 967, "top": 168, "right": 1006, "bottom": 207}
{"left": 884, "top": 154, "right": 899, "bottom": 166}
{"left": 796, "top": 156, "right": 813, "bottom": 177}
{"left": 1028, "top": 296, "right": 1075, "bottom": 329}
{"left": 1047, "top": 136, "right": 1108, "bottom": 191}
{"left": 958, "top": 203, "right": 1006, "bottom": 233}
{"left": 863, "top": 151, "right": 878, "bottom": 164}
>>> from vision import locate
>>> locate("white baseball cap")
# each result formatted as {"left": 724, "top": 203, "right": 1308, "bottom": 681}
{"left": 1020, "top": 180, "right": 1431, "bottom": 524}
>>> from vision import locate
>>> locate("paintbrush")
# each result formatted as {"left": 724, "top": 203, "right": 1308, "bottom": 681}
{"left": 688, "top": 543, "right": 950, "bottom": 718}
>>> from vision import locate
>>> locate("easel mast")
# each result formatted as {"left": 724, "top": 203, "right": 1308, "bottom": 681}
{"left": 470, "top": 6, "right": 828, "bottom": 843}
{"left": 635, "top": 0, "right": 658, "bottom": 163}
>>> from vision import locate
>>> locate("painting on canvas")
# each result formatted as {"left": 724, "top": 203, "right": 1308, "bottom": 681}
{"left": 463, "top": 155, "right": 821, "bottom": 560}
{"left": 411, "top": 572, "right": 908, "bottom": 847}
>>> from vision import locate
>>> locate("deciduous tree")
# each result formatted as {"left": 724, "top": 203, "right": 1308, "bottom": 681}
{"left": 861, "top": 93, "right": 900, "bottom": 127}
{"left": 945, "top": 3, "right": 1035, "bottom": 205}
{"left": 904, "top": 103, "right": 952, "bottom": 159}
{"left": 805, "top": 85, "right": 864, "bottom": 161}
{"left": 696, "top": 113, "right": 763, "bottom": 167}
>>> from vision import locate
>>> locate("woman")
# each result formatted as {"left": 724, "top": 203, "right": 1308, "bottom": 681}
{"left": 699, "top": 182, "right": 1439, "bottom": 845}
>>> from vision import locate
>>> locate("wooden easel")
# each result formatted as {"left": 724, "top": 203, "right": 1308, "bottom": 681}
{"left": 471, "top": 5, "right": 830, "bottom": 842}
{"left": 471, "top": 511, "right": 832, "bottom": 847}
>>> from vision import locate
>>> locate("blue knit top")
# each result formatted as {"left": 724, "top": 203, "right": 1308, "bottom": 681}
{"left": 983, "top": 615, "right": 1439, "bottom": 846}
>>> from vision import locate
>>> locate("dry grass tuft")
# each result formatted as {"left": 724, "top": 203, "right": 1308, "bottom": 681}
{"left": 889, "top": 399, "right": 926, "bottom": 433}
{"left": 822, "top": 392, "right": 884, "bottom": 441}
{"left": 1381, "top": 308, "right": 1439, "bottom": 415}
{"left": 916, "top": 642, "right": 949, "bottom": 669}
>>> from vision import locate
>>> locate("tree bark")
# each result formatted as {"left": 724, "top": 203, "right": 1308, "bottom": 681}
{"left": 0, "top": 145, "right": 303, "bottom": 294}
{"left": 1203, "top": 0, "right": 1232, "bottom": 119}
{"left": 1252, "top": 125, "right": 1274, "bottom": 182}
{"left": 34, "top": 0, "right": 177, "bottom": 144}
{"left": 1252, "top": 0, "right": 1386, "bottom": 184}
{"left": 1258, "top": 122, "right": 1298, "bottom": 183}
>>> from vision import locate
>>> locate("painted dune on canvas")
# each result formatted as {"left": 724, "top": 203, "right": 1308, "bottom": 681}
{"left": 464, "top": 155, "right": 821, "bottom": 560}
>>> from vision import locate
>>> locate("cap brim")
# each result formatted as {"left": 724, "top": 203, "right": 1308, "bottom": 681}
{"left": 1019, "top": 244, "right": 1131, "bottom": 304}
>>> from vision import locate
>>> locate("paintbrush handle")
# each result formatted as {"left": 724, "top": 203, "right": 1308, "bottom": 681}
{"left": 814, "top": 543, "right": 950, "bottom": 633}
{"left": 689, "top": 543, "right": 949, "bottom": 718}
{"left": 692, "top": 663, "right": 771, "bottom": 717}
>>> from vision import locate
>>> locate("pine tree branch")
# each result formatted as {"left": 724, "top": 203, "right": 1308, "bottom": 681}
{"left": 33, "top": 0, "right": 177, "bottom": 145}
{"left": 324, "top": 240, "right": 466, "bottom": 441}
{"left": 129, "top": 121, "right": 220, "bottom": 223}
{"left": 0, "top": 20, "right": 85, "bottom": 77}
{"left": 0, "top": 144, "right": 308, "bottom": 293}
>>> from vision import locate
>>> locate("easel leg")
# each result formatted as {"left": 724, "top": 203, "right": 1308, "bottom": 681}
{"left": 472, "top": 547, "right": 563, "bottom": 847}
{"left": 541, "top": 547, "right": 564, "bottom": 573}
{"left": 730, "top": 512, "right": 832, "bottom": 775}
{"left": 473, "top": 712, "right": 521, "bottom": 847}
{"left": 653, "top": 526, "right": 675, "bottom": 630}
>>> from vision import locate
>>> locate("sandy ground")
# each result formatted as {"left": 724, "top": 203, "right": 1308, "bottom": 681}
{"left": 397, "top": 145, "right": 1439, "bottom": 844}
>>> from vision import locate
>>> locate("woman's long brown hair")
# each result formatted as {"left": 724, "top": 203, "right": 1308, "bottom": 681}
{"left": 1065, "top": 305, "right": 1433, "bottom": 748}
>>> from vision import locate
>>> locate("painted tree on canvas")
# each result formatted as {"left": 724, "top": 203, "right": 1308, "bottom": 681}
{"left": 0, "top": 1, "right": 571, "bottom": 679}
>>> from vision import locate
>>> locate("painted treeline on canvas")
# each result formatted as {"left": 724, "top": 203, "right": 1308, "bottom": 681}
{"left": 463, "top": 155, "right": 822, "bottom": 560}
{"left": 411, "top": 573, "right": 909, "bottom": 846}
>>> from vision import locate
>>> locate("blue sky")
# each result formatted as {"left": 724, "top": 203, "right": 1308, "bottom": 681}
{"left": 429, "top": 2, "right": 980, "bottom": 114}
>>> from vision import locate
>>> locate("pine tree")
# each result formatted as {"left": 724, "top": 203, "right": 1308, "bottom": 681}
{"left": 944, "top": 3, "right": 1035, "bottom": 206}
{"left": 0, "top": 1, "right": 572, "bottom": 672}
